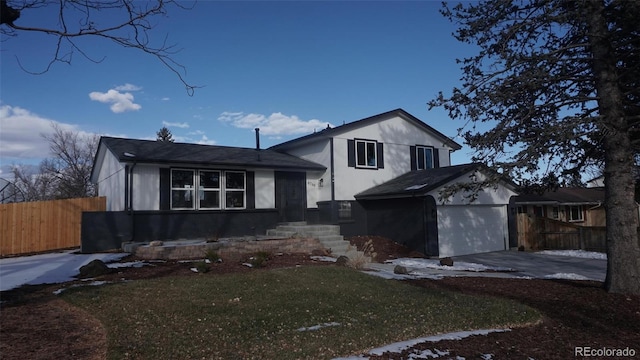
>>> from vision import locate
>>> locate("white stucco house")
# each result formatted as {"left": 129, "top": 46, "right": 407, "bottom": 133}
{"left": 86, "top": 108, "right": 518, "bottom": 257}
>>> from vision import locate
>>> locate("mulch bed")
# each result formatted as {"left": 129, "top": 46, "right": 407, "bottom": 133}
{"left": 1, "top": 237, "right": 639, "bottom": 360}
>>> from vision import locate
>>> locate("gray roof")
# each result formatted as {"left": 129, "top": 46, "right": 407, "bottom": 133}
{"left": 96, "top": 137, "right": 326, "bottom": 171}
{"left": 355, "top": 163, "right": 485, "bottom": 200}
{"left": 513, "top": 187, "right": 605, "bottom": 205}
{"left": 270, "top": 108, "right": 462, "bottom": 152}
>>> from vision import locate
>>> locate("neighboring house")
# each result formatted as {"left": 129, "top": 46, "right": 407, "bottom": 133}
{"left": 511, "top": 187, "right": 607, "bottom": 226}
{"left": 85, "top": 108, "right": 518, "bottom": 257}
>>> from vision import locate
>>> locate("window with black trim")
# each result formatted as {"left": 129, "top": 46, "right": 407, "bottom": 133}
{"left": 170, "top": 169, "right": 245, "bottom": 210}
{"left": 415, "top": 146, "right": 434, "bottom": 170}
{"left": 356, "top": 140, "right": 377, "bottom": 168}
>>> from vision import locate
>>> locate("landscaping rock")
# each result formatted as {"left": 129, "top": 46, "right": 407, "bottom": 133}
{"left": 78, "top": 259, "right": 112, "bottom": 278}
{"left": 149, "top": 240, "right": 164, "bottom": 247}
{"left": 394, "top": 265, "right": 409, "bottom": 274}
{"left": 335, "top": 255, "right": 350, "bottom": 266}
{"left": 439, "top": 257, "right": 454, "bottom": 266}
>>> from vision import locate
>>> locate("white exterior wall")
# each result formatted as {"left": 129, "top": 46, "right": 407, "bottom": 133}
{"left": 333, "top": 115, "right": 454, "bottom": 200}
{"left": 132, "top": 165, "right": 160, "bottom": 210}
{"left": 282, "top": 139, "right": 333, "bottom": 207}
{"left": 96, "top": 150, "right": 126, "bottom": 211}
{"left": 254, "top": 169, "right": 275, "bottom": 209}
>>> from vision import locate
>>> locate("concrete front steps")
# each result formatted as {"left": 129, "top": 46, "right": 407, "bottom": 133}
{"left": 266, "top": 222, "right": 363, "bottom": 258}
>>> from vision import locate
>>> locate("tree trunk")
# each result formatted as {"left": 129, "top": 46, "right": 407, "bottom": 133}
{"left": 586, "top": 0, "right": 640, "bottom": 294}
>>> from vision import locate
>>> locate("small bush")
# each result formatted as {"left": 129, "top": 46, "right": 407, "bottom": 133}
{"left": 249, "top": 251, "right": 271, "bottom": 268}
{"left": 347, "top": 240, "right": 377, "bottom": 270}
{"left": 194, "top": 261, "right": 210, "bottom": 273}
{"left": 204, "top": 249, "right": 221, "bottom": 263}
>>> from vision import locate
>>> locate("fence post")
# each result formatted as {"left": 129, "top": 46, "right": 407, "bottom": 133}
{"left": 578, "top": 227, "right": 585, "bottom": 250}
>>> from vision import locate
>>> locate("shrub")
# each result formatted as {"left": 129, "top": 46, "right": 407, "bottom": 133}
{"left": 204, "top": 249, "right": 221, "bottom": 263}
{"left": 194, "top": 261, "right": 210, "bottom": 273}
{"left": 346, "top": 240, "right": 376, "bottom": 270}
{"left": 249, "top": 251, "right": 271, "bottom": 268}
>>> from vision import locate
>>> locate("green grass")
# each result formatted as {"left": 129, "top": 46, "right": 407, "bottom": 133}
{"left": 62, "top": 266, "right": 539, "bottom": 359}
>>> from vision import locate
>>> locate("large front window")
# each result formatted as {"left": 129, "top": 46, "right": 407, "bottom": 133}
{"left": 171, "top": 169, "right": 245, "bottom": 210}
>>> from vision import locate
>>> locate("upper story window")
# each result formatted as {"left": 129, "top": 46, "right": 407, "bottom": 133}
{"left": 171, "top": 169, "right": 245, "bottom": 210}
{"left": 347, "top": 139, "right": 384, "bottom": 169}
{"left": 411, "top": 145, "right": 439, "bottom": 170}
{"left": 356, "top": 140, "right": 377, "bottom": 168}
{"left": 415, "top": 146, "right": 434, "bottom": 170}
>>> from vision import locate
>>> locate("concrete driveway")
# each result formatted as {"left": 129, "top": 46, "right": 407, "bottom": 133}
{"left": 452, "top": 251, "right": 607, "bottom": 282}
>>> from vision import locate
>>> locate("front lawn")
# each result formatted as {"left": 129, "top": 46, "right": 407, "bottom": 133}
{"left": 62, "top": 266, "right": 539, "bottom": 359}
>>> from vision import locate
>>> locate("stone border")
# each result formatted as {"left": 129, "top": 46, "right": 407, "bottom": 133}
{"left": 132, "top": 237, "right": 326, "bottom": 260}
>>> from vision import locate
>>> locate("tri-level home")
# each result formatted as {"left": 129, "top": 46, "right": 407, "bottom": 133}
{"left": 86, "top": 109, "right": 518, "bottom": 257}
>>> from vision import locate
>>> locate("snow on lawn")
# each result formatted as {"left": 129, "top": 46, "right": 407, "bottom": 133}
{"left": 537, "top": 250, "right": 607, "bottom": 260}
{"left": 333, "top": 328, "right": 510, "bottom": 360}
{"left": 0, "top": 250, "right": 129, "bottom": 291}
{"left": 387, "top": 258, "right": 516, "bottom": 273}
{"left": 543, "top": 273, "right": 590, "bottom": 281}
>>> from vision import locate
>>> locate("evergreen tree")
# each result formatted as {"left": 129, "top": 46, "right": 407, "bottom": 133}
{"left": 430, "top": 0, "right": 640, "bottom": 294}
{"left": 156, "top": 126, "right": 174, "bottom": 142}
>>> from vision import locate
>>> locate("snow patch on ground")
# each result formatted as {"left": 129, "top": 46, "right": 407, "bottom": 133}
{"left": 0, "top": 251, "right": 128, "bottom": 291}
{"left": 311, "top": 256, "right": 338, "bottom": 262}
{"left": 297, "top": 322, "right": 341, "bottom": 332}
{"left": 53, "top": 280, "right": 112, "bottom": 295}
{"left": 544, "top": 273, "right": 590, "bottom": 280}
{"left": 537, "top": 250, "right": 606, "bottom": 260}
{"left": 387, "top": 258, "right": 515, "bottom": 273}
{"left": 333, "top": 328, "right": 510, "bottom": 360}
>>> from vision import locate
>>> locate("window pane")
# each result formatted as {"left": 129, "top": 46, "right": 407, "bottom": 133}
{"left": 366, "top": 142, "right": 376, "bottom": 166}
{"left": 226, "top": 172, "right": 245, "bottom": 189}
{"left": 425, "top": 149, "right": 433, "bottom": 169}
{"left": 226, "top": 191, "right": 245, "bottom": 208}
{"left": 356, "top": 141, "right": 366, "bottom": 166}
{"left": 172, "top": 189, "right": 194, "bottom": 208}
{"left": 200, "top": 191, "right": 220, "bottom": 209}
{"left": 172, "top": 170, "right": 194, "bottom": 188}
{"left": 200, "top": 171, "right": 220, "bottom": 189}
{"left": 417, "top": 148, "right": 425, "bottom": 170}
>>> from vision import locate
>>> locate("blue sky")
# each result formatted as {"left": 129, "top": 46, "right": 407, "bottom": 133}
{"left": 0, "top": 1, "right": 478, "bottom": 176}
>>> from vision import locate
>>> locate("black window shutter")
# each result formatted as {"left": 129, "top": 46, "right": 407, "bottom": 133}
{"left": 159, "top": 168, "right": 171, "bottom": 210}
{"left": 433, "top": 148, "right": 440, "bottom": 168}
{"left": 246, "top": 171, "right": 255, "bottom": 209}
{"left": 377, "top": 142, "right": 384, "bottom": 169}
{"left": 347, "top": 139, "right": 356, "bottom": 167}
{"left": 410, "top": 146, "right": 417, "bottom": 171}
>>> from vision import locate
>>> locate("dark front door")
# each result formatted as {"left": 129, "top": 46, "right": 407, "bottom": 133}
{"left": 275, "top": 171, "right": 307, "bottom": 222}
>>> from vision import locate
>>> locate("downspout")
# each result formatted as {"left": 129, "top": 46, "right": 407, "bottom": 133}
{"left": 329, "top": 137, "right": 336, "bottom": 223}
{"left": 129, "top": 162, "right": 137, "bottom": 242}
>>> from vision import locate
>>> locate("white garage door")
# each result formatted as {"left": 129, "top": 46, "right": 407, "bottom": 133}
{"left": 437, "top": 205, "right": 508, "bottom": 257}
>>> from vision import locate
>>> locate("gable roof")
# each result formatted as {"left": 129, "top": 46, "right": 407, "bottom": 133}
{"left": 513, "top": 187, "right": 605, "bottom": 205}
{"left": 355, "top": 163, "right": 500, "bottom": 200}
{"left": 270, "top": 108, "right": 462, "bottom": 151}
{"left": 93, "top": 137, "right": 326, "bottom": 175}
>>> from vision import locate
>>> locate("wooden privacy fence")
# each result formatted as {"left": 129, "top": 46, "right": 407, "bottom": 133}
{"left": 517, "top": 213, "right": 606, "bottom": 252}
{"left": 0, "top": 197, "right": 106, "bottom": 256}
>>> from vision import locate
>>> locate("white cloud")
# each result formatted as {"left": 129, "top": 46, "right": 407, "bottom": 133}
{"left": 89, "top": 89, "right": 141, "bottom": 113}
{"left": 0, "top": 104, "right": 85, "bottom": 162}
{"left": 114, "top": 83, "right": 142, "bottom": 92}
{"left": 173, "top": 134, "right": 216, "bottom": 145}
{"left": 218, "top": 111, "right": 333, "bottom": 136}
{"left": 161, "top": 97, "right": 170, "bottom": 101}
{"left": 162, "top": 121, "right": 189, "bottom": 128}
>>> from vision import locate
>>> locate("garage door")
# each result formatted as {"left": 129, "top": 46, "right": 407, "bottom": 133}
{"left": 437, "top": 205, "right": 508, "bottom": 257}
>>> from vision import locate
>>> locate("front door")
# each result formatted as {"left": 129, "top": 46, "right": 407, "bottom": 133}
{"left": 275, "top": 171, "right": 307, "bottom": 222}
